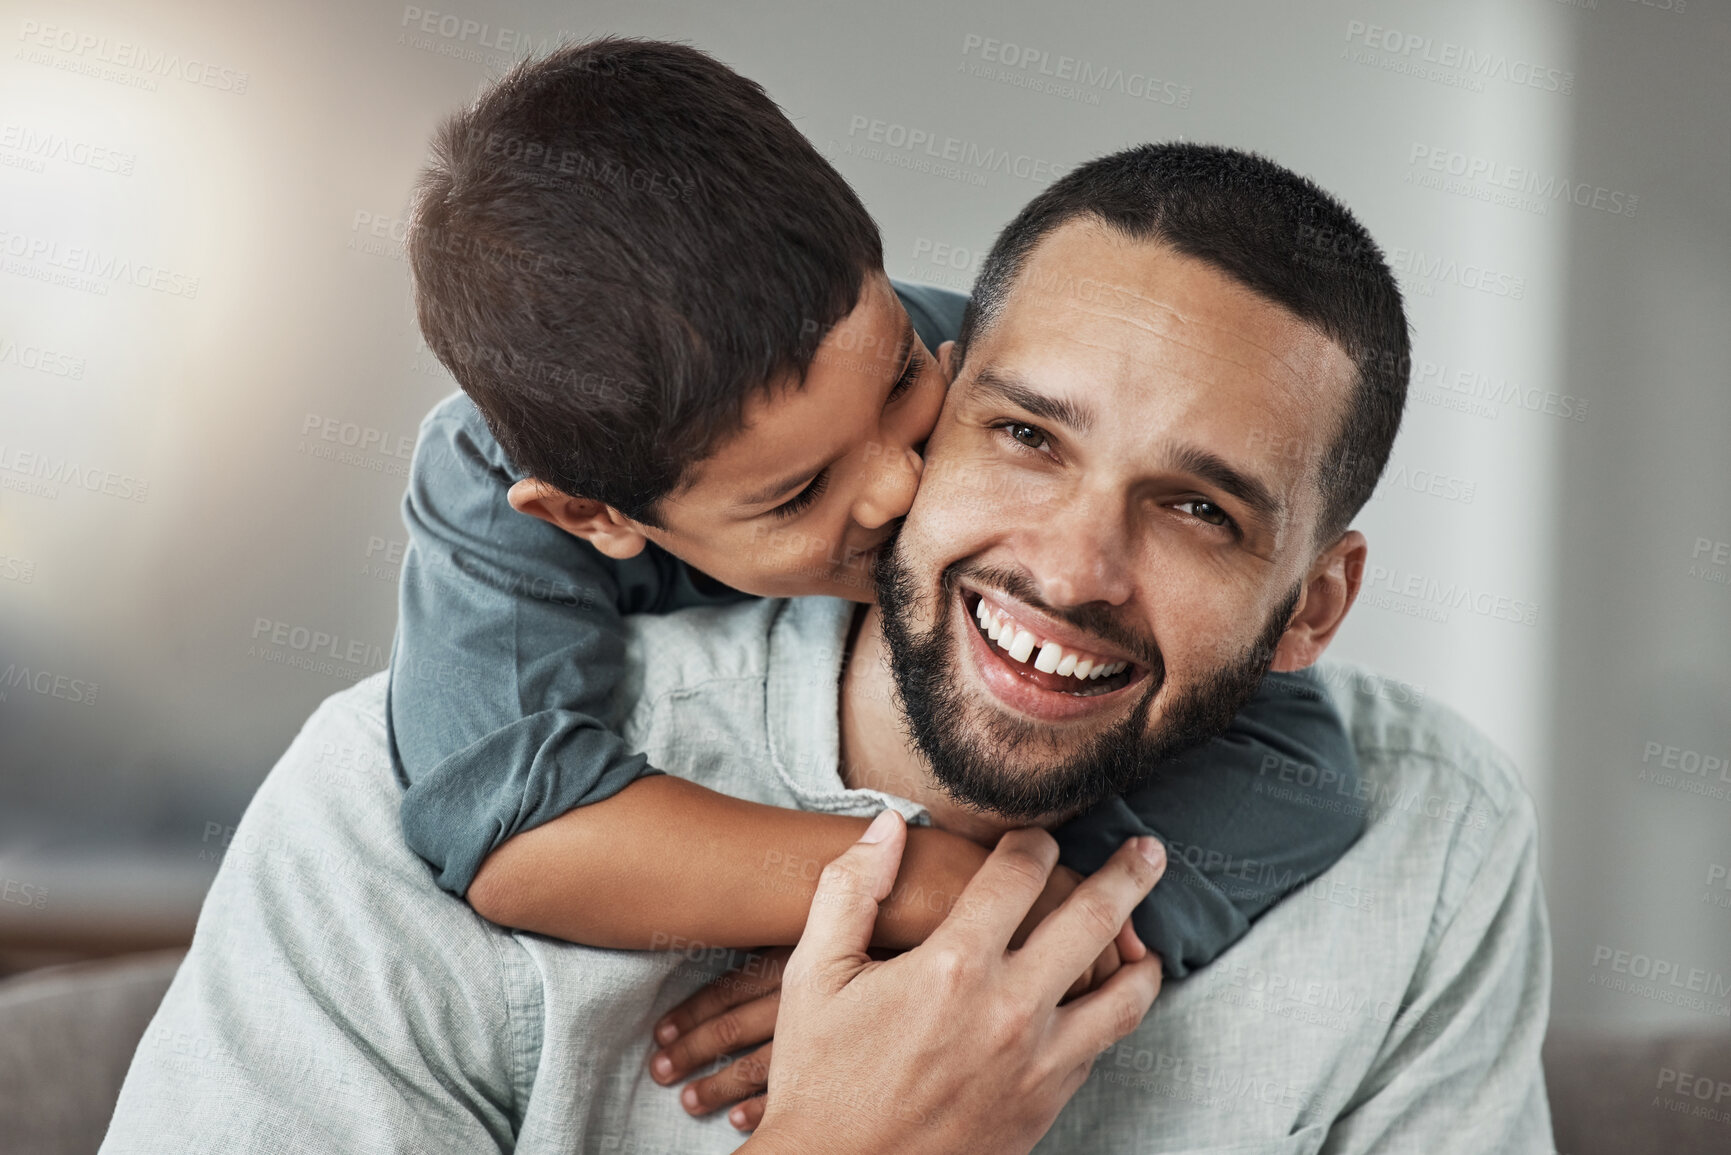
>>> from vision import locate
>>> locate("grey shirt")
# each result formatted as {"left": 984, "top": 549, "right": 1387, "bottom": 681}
{"left": 103, "top": 597, "right": 1555, "bottom": 1154}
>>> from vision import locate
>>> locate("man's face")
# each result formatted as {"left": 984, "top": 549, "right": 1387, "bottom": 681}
{"left": 877, "top": 219, "right": 1357, "bottom": 821}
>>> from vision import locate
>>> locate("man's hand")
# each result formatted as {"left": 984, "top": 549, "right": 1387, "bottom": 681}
{"left": 739, "top": 809, "right": 1167, "bottom": 1155}
{"left": 649, "top": 859, "right": 1142, "bottom": 1130}
{"left": 1013, "top": 862, "right": 1142, "bottom": 1002}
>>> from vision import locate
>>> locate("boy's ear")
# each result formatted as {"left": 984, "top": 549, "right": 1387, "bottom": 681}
{"left": 937, "top": 340, "right": 957, "bottom": 382}
{"left": 506, "top": 478, "right": 649, "bottom": 560}
{"left": 1269, "top": 529, "right": 1367, "bottom": 672}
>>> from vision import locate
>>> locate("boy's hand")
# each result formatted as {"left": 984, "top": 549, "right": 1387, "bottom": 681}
{"left": 649, "top": 945, "right": 792, "bottom": 1131}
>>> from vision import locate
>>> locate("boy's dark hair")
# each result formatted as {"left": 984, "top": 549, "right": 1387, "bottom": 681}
{"left": 408, "top": 37, "right": 883, "bottom": 525}
{"left": 955, "top": 142, "right": 1409, "bottom": 544}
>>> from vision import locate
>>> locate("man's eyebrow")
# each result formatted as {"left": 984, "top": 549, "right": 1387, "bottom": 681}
{"left": 970, "top": 367, "right": 1095, "bottom": 434}
{"left": 1165, "top": 443, "right": 1285, "bottom": 528}
{"left": 735, "top": 321, "right": 915, "bottom": 511}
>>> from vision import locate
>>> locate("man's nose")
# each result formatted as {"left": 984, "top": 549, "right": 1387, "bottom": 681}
{"left": 852, "top": 442, "right": 923, "bottom": 530}
{"left": 1016, "top": 496, "right": 1136, "bottom": 609}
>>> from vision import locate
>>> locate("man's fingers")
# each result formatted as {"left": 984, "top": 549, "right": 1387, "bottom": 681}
{"left": 785, "top": 809, "right": 907, "bottom": 992}
{"left": 928, "top": 827, "right": 1060, "bottom": 955}
{"left": 1047, "top": 954, "right": 1163, "bottom": 1075}
{"left": 654, "top": 946, "right": 790, "bottom": 1045}
{"left": 1020, "top": 836, "right": 1164, "bottom": 1002}
{"left": 651, "top": 994, "right": 779, "bottom": 1084}
{"left": 1115, "top": 917, "right": 1146, "bottom": 964}
{"left": 677, "top": 1042, "right": 774, "bottom": 1118}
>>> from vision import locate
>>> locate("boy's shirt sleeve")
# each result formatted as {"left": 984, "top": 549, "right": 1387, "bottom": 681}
{"left": 387, "top": 393, "right": 749, "bottom": 897}
{"left": 1052, "top": 667, "right": 1365, "bottom": 978}
{"left": 890, "top": 279, "right": 969, "bottom": 352}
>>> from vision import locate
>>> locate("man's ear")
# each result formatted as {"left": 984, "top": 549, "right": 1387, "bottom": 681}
{"left": 937, "top": 340, "right": 957, "bottom": 382}
{"left": 506, "top": 478, "right": 649, "bottom": 560}
{"left": 1270, "top": 529, "right": 1367, "bottom": 672}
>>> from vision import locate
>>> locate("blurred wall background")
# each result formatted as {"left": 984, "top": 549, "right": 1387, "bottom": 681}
{"left": 0, "top": 0, "right": 1725, "bottom": 1039}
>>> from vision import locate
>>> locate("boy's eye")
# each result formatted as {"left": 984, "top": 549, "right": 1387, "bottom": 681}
{"left": 885, "top": 345, "right": 925, "bottom": 404}
{"left": 770, "top": 469, "right": 828, "bottom": 519}
{"left": 1175, "top": 498, "right": 1234, "bottom": 529}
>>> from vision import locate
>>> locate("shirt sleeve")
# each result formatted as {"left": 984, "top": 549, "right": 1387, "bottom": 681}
{"left": 1052, "top": 668, "right": 1368, "bottom": 978}
{"left": 889, "top": 279, "right": 969, "bottom": 352}
{"left": 388, "top": 393, "right": 746, "bottom": 896}
{"left": 1318, "top": 785, "right": 1554, "bottom": 1154}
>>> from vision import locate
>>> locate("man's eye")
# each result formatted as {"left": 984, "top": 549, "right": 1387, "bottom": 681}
{"left": 1004, "top": 423, "right": 1049, "bottom": 452}
{"left": 1176, "top": 499, "right": 1233, "bottom": 528}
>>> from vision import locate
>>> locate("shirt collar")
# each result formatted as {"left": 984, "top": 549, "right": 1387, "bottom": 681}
{"left": 763, "top": 596, "right": 932, "bottom": 826}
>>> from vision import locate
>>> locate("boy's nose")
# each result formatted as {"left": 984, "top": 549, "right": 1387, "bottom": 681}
{"left": 852, "top": 443, "right": 923, "bottom": 530}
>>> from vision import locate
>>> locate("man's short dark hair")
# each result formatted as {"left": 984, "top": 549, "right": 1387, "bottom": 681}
{"left": 955, "top": 142, "right": 1409, "bottom": 544}
{"left": 408, "top": 37, "right": 883, "bottom": 524}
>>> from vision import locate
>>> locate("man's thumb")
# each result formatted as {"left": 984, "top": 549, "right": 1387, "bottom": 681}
{"left": 795, "top": 809, "right": 908, "bottom": 969}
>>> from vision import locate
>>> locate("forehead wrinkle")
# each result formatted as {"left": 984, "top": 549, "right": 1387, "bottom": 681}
{"left": 1062, "top": 294, "right": 1334, "bottom": 410}
{"left": 983, "top": 308, "right": 1322, "bottom": 463}
{"left": 1008, "top": 247, "right": 1343, "bottom": 407}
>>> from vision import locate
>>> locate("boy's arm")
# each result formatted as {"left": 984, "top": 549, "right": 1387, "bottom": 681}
{"left": 411, "top": 282, "right": 966, "bottom": 922}
{"left": 389, "top": 394, "right": 748, "bottom": 896}
{"left": 468, "top": 775, "right": 1004, "bottom": 950}
{"left": 1051, "top": 666, "right": 1365, "bottom": 977}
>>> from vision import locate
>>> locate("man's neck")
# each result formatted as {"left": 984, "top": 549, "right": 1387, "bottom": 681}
{"left": 839, "top": 605, "right": 1025, "bottom": 847}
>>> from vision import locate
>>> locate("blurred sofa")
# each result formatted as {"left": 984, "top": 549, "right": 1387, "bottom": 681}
{"left": 1, "top": 950, "right": 1728, "bottom": 1154}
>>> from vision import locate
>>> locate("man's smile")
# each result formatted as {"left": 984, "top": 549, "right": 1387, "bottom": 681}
{"left": 957, "top": 585, "right": 1152, "bottom": 723}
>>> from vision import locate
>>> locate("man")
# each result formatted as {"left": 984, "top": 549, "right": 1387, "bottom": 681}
{"left": 103, "top": 144, "right": 1552, "bottom": 1153}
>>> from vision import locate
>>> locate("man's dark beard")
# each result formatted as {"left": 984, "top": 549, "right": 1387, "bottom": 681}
{"left": 875, "top": 533, "right": 1301, "bottom": 822}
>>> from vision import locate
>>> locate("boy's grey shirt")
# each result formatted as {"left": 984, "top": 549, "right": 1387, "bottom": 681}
{"left": 102, "top": 598, "right": 1555, "bottom": 1154}
{"left": 387, "top": 279, "right": 1364, "bottom": 976}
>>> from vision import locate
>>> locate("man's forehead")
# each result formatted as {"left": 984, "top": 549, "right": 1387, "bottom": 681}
{"left": 991, "top": 218, "right": 1353, "bottom": 413}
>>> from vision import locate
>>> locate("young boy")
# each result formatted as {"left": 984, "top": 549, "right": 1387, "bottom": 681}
{"left": 391, "top": 36, "right": 1363, "bottom": 1127}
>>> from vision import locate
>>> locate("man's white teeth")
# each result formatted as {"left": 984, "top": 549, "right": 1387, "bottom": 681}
{"left": 976, "top": 598, "right": 1000, "bottom": 639}
{"left": 973, "top": 596, "right": 1129, "bottom": 683}
{"left": 1033, "top": 641, "right": 1063, "bottom": 673}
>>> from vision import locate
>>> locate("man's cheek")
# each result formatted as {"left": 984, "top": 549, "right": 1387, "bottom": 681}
{"left": 922, "top": 452, "right": 1062, "bottom": 522}
{"left": 1137, "top": 554, "right": 1256, "bottom": 662}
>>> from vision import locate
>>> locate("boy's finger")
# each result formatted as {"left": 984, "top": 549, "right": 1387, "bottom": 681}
{"left": 785, "top": 809, "right": 906, "bottom": 994}
{"left": 678, "top": 1042, "right": 774, "bottom": 1117}
{"left": 651, "top": 994, "right": 779, "bottom": 1083}
{"left": 655, "top": 946, "right": 790, "bottom": 1045}
{"left": 1019, "top": 836, "right": 1164, "bottom": 1004}
{"left": 728, "top": 1093, "right": 767, "bottom": 1132}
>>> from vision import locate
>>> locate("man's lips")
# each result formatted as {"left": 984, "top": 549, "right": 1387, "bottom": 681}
{"left": 957, "top": 587, "right": 1148, "bottom": 722}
